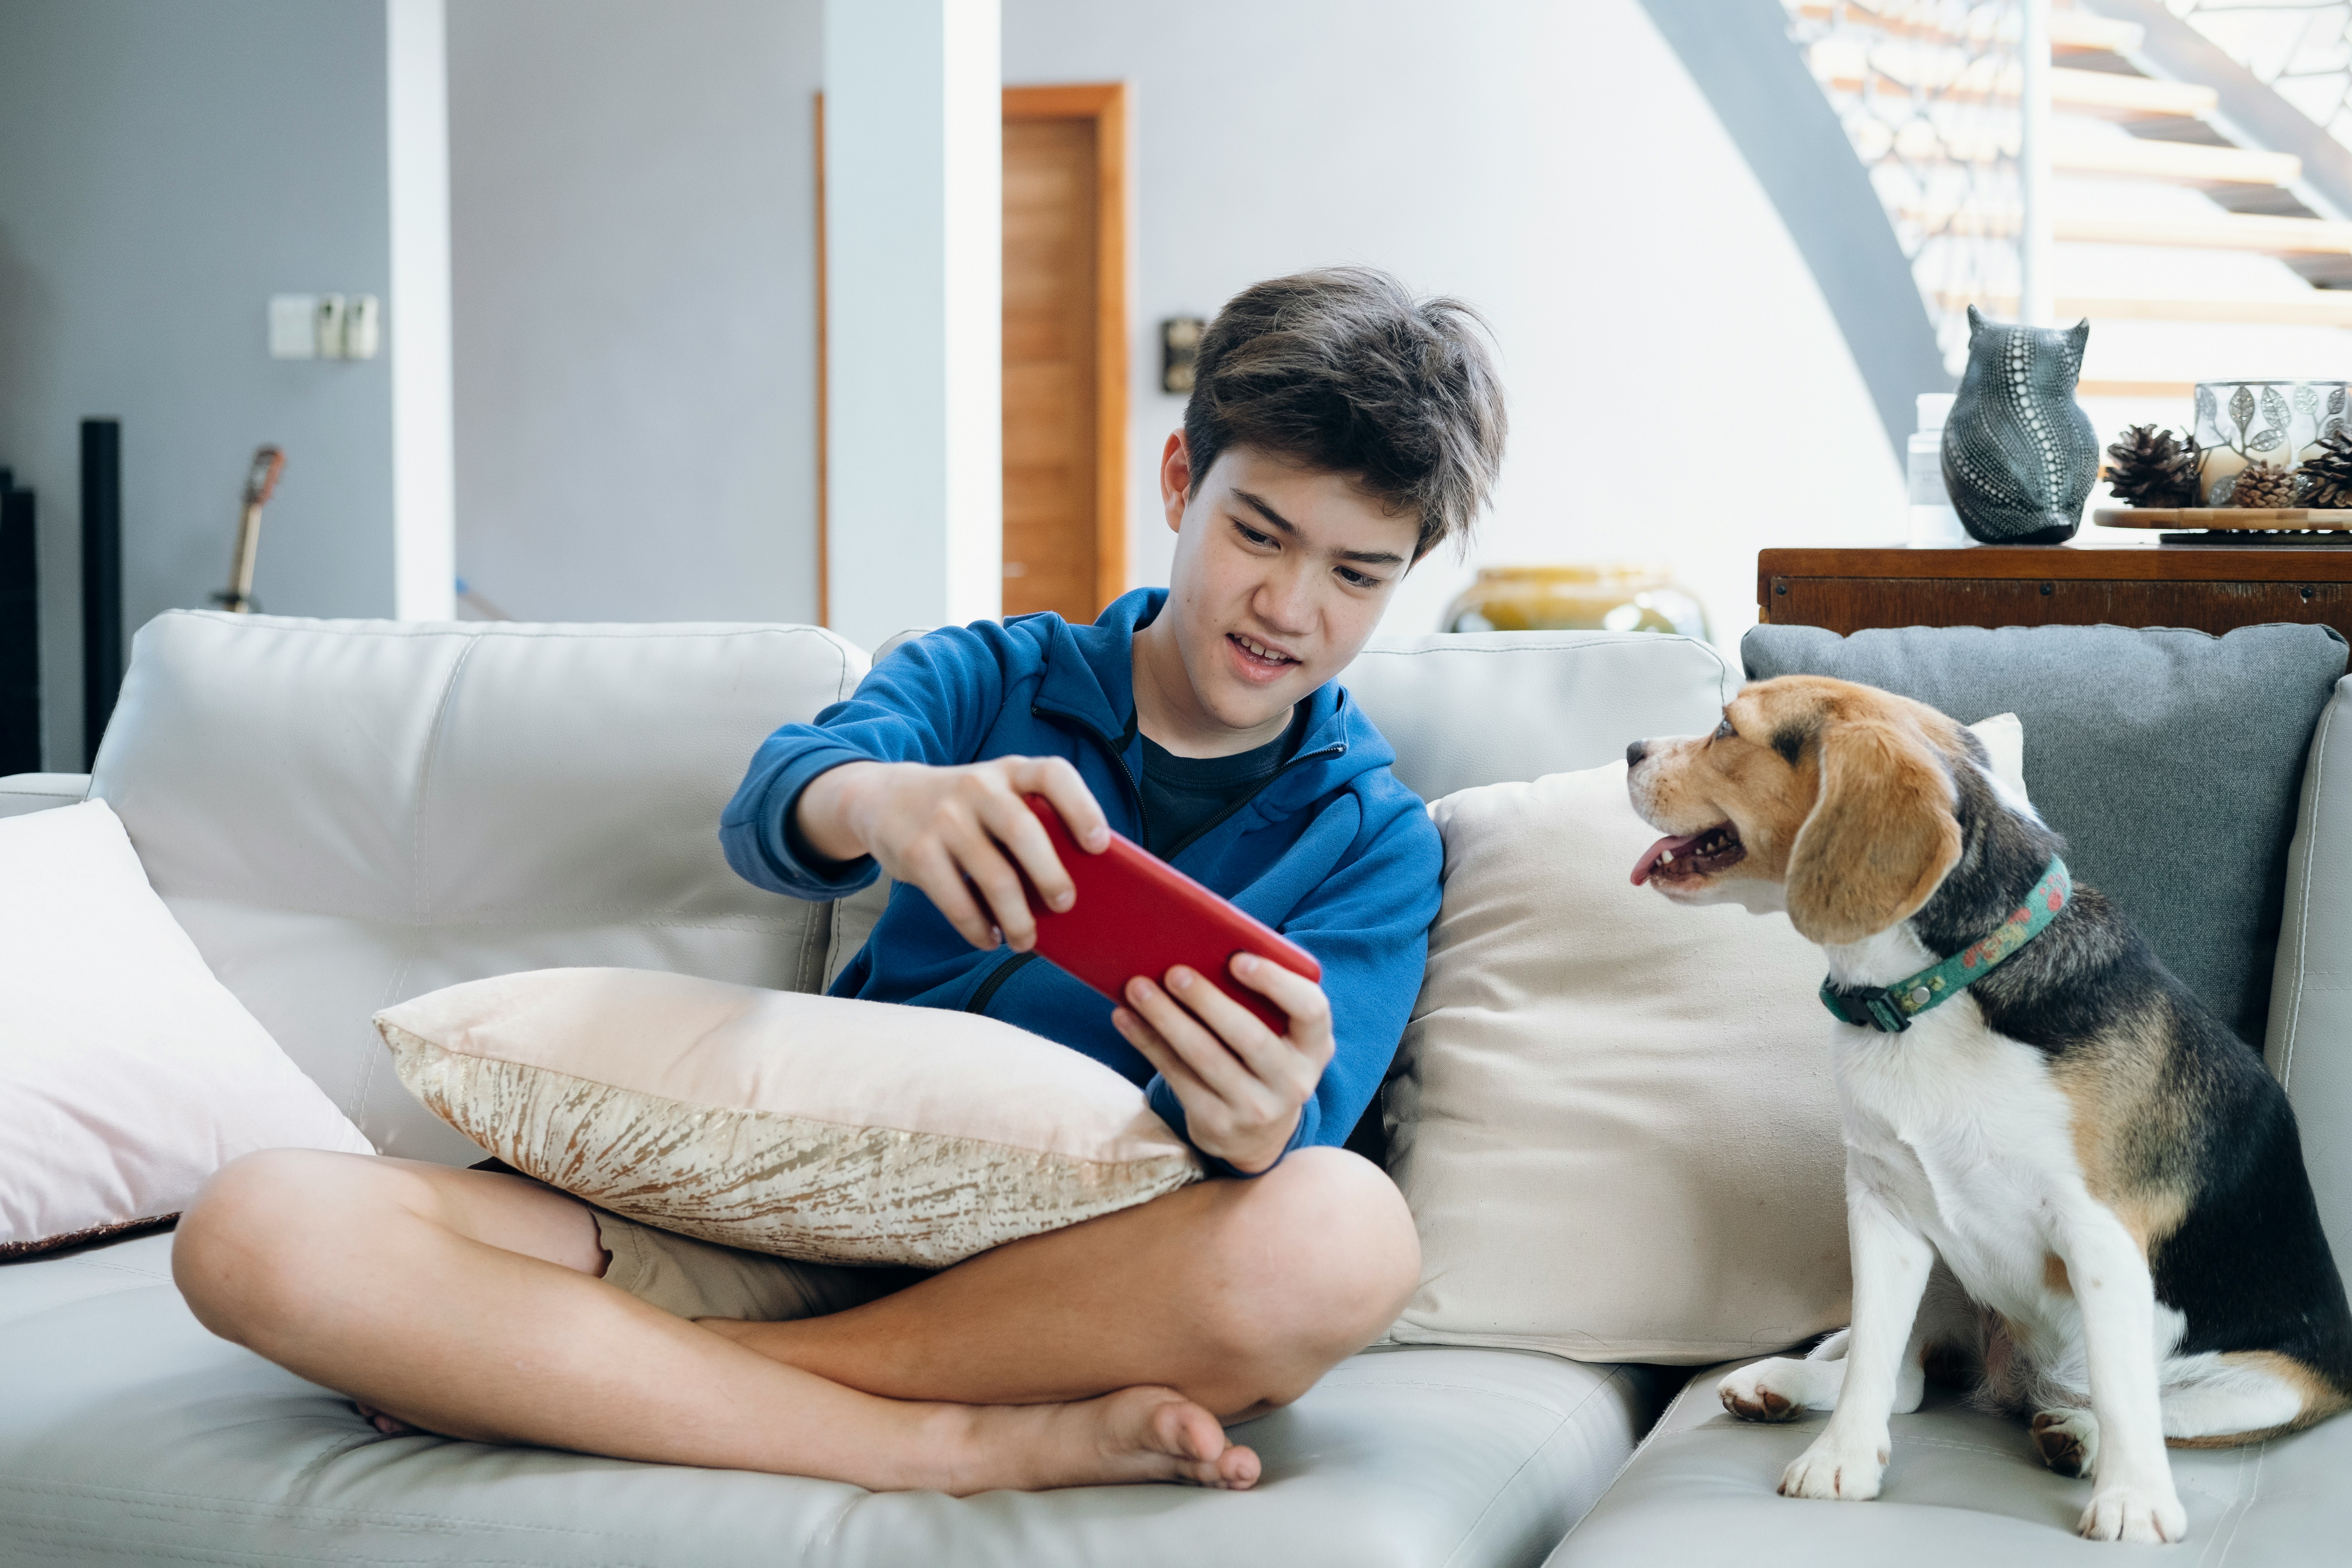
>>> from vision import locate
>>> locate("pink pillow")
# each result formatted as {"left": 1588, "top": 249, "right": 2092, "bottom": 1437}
{"left": 0, "top": 802, "right": 373, "bottom": 1257}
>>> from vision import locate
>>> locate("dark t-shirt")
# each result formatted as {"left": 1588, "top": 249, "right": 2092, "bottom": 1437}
{"left": 1136, "top": 709, "right": 1304, "bottom": 860}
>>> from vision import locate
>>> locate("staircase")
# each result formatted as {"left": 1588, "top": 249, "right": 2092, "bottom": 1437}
{"left": 1789, "top": 0, "right": 2352, "bottom": 451}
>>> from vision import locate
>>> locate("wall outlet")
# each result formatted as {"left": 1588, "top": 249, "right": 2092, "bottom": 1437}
{"left": 343, "top": 295, "right": 380, "bottom": 359}
{"left": 314, "top": 294, "right": 348, "bottom": 359}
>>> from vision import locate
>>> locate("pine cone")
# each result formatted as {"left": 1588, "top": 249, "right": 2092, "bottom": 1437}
{"left": 2231, "top": 461, "right": 2298, "bottom": 510}
{"left": 2301, "top": 426, "right": 2352, "bottom": 510}
{"left": 2102, "top": 424, "right": 2201, "bottom": 508}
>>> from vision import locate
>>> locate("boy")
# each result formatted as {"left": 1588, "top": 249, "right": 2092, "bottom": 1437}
{"left": 175, "top": 267, "right": 1508, "bottom": 1496}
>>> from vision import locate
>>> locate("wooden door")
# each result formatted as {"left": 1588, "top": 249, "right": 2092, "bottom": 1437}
{"left": 1001, "top": 85, "right": 1127, "bottom": 622}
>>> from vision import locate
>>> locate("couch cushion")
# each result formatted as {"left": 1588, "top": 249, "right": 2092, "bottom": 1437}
{"left": 89, "top": 614, "right": 868, "bottom": 1165}
{"left": 1340, "top": 630, "right": 1738, "bottom": 801}
{"left": 0, "top": 1236, "right": 1657, "bottom": 1568}
{"left": 1389, "top": 719, "right": 2026, "bottom": 1366}
{"left": 2266, "top": 673, "right": 2352, "bottom": 1271}
{"left": 1547, "top": 1356, "right": 2352, "bottom": 1566}
{"left": 0, "top": 772, "right": 87, "bottom": 819}
{"left": 1743, "top": 623, "right": 2346, "bottom": 1047}
{"left": 1389, "top": 760, "right": 1843, "bottom": 1364}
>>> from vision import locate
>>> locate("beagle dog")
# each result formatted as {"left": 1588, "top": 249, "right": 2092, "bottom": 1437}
{"left": 1625, "top": 675, "right": 2352, "bottom": 1545}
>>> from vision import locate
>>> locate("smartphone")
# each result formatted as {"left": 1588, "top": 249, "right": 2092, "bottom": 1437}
{"left": 1019, "top": 795, "right": 1322, "bottom": 1033}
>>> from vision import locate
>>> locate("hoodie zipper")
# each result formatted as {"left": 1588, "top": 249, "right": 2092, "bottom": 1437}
{"left": 964, "top": 949, "right": 1041, "bottom": 1014}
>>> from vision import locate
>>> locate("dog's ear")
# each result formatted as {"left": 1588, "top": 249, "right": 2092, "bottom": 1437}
{"left": 1785, "top": 716, "right": 1963, "bottom": 945}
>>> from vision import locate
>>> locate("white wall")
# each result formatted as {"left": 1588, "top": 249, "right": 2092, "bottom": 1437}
{"left": 439, "top": 0, "right": 1900, "bottom": 649}
{"left": 0, "top": 0, "right": 399, "bottom": 767}
{"left": 446, "top": 0, "right": 824, "bottom": 624}
{"left": 1003, "top": 0, "right": 1903, "bottom": 648}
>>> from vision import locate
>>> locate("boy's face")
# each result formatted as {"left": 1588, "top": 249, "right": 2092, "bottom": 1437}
{"left": 1156, "top": 432, "right": 1422, "bottom": 735}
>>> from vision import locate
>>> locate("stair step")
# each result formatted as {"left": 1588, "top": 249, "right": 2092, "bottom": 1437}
{"left": 1810, "top": 47, "right": 2219, "bottom": 118}
{"left": 2058, "top": 211, "right": 2352, "bottom": 254}
{"left": 1939, "top": 292, "right": 2352, "bottom": 327}
{"left": 1901, "top": 207, "right": 2352, "bottom": 254}
{"left": 1787, "top": 2, "right": 2143, "bottom": 55}
{"left": 2051, "top": 65, "right": 2218, "bottom": 119}
{"left": 2059, "top": 294, "right": 2352, "bottom": 327}
{"left": 2051, "top": 134, "right": 2298, "bottom": 187}
{"left": 2050, "top": 11, "right": 2145, "bottom": 55}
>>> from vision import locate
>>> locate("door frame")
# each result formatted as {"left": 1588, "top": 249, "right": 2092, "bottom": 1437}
{"left": 815, "top": 83, "right": 1131, "bottom": 627}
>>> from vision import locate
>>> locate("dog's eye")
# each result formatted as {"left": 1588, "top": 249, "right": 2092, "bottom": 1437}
{"left": 1713, "top": 716, "right": 1736, "bottom": 741}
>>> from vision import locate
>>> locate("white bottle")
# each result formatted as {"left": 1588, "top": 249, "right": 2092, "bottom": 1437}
{"left": 1908, "top": 393, "right": 1968, "bottom": 547}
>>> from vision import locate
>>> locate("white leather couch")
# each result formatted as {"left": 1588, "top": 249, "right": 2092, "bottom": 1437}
{"left": 0, "top": 611, "right": 1732, "bottom": 1567}
{"left": 8, "top": 612, "right": 2350, "bottom": 1565}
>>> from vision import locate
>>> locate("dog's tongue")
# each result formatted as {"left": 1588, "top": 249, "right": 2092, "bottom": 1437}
{"left": 1631, "top": 832, "right": 1705, "bottom": 887}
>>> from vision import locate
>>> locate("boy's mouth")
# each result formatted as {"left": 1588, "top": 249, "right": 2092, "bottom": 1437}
{"left": 1227, "top": 632, "right": 1299, "bottom": 678}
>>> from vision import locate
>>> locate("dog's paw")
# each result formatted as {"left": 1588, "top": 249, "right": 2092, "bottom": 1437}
{"left": 2029, "top": 1408, "right": 2099, "bottom": 1479}
{"left": 1718, "top": 1358, "right": 1822, "bottom": 1422}
{"left": 1778, "top": 1437, "right": 1886, "bottom": 1502}
{"left": 2078, "top": 1481, "right": 2187, "bottom": 1544}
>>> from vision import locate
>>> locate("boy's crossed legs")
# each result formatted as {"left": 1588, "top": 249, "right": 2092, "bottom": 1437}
{"left": 172, "top": 1143, "right": 1416, "bottom": 1495}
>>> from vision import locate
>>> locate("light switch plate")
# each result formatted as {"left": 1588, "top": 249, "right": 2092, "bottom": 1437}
{"left": 268, "top": 294, "right": 317, "bottom": 359}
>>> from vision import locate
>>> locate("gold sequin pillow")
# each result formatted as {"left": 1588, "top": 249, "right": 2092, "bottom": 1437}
{"left": 377, "top": 968, "right": 1203, "bottom": 1268}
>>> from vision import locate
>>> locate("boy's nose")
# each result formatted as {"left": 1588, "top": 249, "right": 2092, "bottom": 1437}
{"left": 1625, "top": 740, "right": 1649, "bottom": 768}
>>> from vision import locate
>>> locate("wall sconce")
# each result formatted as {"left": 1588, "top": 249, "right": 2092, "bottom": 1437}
{"left": 1161, "top": 317, "right": 1204, "bottom": 395}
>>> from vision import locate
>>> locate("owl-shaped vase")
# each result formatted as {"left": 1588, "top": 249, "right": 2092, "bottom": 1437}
{"left": 1939, "top": 306, "right": 2099, "bottom": 544}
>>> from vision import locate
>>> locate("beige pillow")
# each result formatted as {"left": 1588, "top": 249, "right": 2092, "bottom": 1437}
{"left": 1387, "top": 715, "right": 2026, "bottom": 1364}
{"left": 378, "top": 968, "right": 1202, "bottom": 1268}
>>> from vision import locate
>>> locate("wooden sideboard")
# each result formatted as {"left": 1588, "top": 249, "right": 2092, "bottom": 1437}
{"left": 1757, "top": 541, "right": 2352, "bottom": 642}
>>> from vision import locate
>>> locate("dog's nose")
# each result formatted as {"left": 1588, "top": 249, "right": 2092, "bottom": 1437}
{"left": 1625, "top": 740, "right": 1649, "bottom": 768}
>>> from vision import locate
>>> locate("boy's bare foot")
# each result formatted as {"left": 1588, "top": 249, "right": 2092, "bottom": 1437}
{"left": 352, "top": 1401, "right": 426, "bottom": 1437}
{"left": 350, "top": 1386, "right": 1255, "bottom": 1494}
{"left": 935, "top": 1385, "right": 1261, "bottom": 1495}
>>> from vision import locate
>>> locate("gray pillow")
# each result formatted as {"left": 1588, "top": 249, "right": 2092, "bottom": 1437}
{"left": 1743, "top": 623, "right": 2347, "bottom": 1047}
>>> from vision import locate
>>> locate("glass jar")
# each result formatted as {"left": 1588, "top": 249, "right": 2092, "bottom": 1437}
{"left": 1441, "top": 565, "right": 1709, "bottom": 639}
{"left": 2192, "top": 380, "right": 2350, "bottom": 504}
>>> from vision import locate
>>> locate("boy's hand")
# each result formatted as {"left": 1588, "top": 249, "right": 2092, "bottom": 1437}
{"left": 795, "top": 756, "right": 1110, "bottom": 951}
{"left": 1111, "top": 952, "right": 1334, "bottom": 1176}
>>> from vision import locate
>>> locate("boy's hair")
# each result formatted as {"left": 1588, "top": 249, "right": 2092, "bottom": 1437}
{"left": 1183, "top": 267, "right": 1507, "bottom": 560}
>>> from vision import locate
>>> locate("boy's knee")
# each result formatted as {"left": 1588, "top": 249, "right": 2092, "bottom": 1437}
{"left": 1201, "top": 1147, "right": 1421, "bottom": 1366}
{"left": 173, "top": 1148, "right": 391, "bottom": 1343}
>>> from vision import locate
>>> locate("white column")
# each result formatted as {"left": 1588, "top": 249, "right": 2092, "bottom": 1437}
{"left": 824, "top": 0, "right": 1001, "bottom": 653}
{"left": 2017, "top": 0, "right": 2052, "bottom": 327}
{"left": 388, "top": 0, "right": 456, "bottom": 620}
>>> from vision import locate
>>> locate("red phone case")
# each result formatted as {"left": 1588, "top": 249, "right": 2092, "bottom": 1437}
{"left": 1020, "top": 795, "right": 1321, "bottom": 1033}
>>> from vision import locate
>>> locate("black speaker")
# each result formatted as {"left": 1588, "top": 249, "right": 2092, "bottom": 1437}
{"left": 81, "top": 418, "right": 121, "bottom": 769}
{"left": 0, "top": 467, "right": 37, "bottom": 774}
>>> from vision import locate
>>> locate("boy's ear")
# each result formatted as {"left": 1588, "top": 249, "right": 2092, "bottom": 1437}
{"left": 1158, "top": 429, "right": 1192, "bottom": 531}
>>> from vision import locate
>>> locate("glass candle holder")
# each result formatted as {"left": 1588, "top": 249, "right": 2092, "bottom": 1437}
{"left": 1441, "top": 565, "right": 1709, "bottom": 639}
{"left": 2193, "top": 380, "right": 2350, "bottom": 504}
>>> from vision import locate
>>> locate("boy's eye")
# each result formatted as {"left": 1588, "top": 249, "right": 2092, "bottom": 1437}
{"left": 1336, "top": 566, "right": 1381, "bottom": 589}
{"left": 1232, "top": 519, "right": 1276, "bottom": 548}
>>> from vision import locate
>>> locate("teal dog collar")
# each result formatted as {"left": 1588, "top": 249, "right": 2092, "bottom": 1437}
{"left": 1819, "top": 857, "right": 2071, "bottom": 1034}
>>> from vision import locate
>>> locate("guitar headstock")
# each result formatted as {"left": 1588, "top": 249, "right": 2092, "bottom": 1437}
{"left": 242, "top": 446, "right": 285, "bottom": 508}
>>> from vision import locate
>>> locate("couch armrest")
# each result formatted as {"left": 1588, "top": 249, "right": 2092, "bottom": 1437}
{"left": 0, "top": 774, "right": 90, "bottom": 820}
{"left": 2268, "top": 673, "right": 2352, "bottom": 1272}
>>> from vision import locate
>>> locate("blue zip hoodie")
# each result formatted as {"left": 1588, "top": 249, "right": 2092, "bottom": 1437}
{"left": 719, "top": 588, "right": 1442, "bottom": 1174}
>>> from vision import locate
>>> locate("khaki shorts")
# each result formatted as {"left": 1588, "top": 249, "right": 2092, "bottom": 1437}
{"left": 592, "top": 1208, "right": 930, "bottom": 1323}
